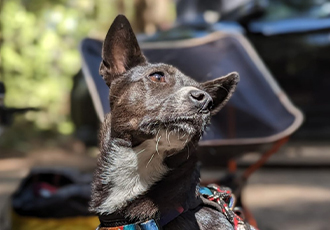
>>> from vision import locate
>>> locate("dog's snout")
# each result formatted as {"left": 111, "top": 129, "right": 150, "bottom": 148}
{"left": 190, "top": 90, "right": 205, "bottom": 101}
{"left": 189, "top": 90, "right": 213, "bottom": 112}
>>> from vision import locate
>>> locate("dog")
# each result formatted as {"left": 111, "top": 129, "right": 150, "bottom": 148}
{"left": 90, "top": 15, "right": 253, "bottom": 230}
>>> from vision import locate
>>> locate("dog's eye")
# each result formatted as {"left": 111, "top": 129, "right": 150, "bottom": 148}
{"left": 149, "top": 72, "right": 165, "bottom": 83}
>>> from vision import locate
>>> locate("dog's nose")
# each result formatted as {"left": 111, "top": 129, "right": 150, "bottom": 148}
{"left": 189, "top": 90, "right": 213, "bottom": 112}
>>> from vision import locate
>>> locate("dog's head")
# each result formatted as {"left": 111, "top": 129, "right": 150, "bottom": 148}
{"left": 100, "top": 15, "right": 238, "bottom": 150}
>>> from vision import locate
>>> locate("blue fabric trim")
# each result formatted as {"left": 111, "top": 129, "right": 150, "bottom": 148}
{"left": 123, "top": 224, "right": 138, "bottom": 230}
{"left": 228, "top": 196, "right": 234, "bottom": 209}
{"left": 139, "top": 219, "right": 159, "bottom": 230}
{"left": 199, "top": 186, "right": 213, "bottom": 196}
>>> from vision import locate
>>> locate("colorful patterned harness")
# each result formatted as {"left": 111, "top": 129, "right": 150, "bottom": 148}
{"left": 97, "top": 219, "right": 159, "bottom": 230}
{"left": 199, "top": 184, "right": 257, "bottom": 230}
{"left": 97, "top": 184, "right": 257, "bottom": 230}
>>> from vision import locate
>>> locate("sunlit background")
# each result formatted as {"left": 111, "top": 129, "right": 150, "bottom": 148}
{"left": 0, "top": 0, "right": 175, "bottom": 149}
{"left": 1, "top": 0, "right": 330, "bottom": 230}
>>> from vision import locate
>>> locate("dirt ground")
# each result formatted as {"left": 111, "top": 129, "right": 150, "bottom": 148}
{"left": 1, "top": 143, "right": 330, "bottom": 230}
{"left": 245, "top": 169, "right": 330, "bottom": 230}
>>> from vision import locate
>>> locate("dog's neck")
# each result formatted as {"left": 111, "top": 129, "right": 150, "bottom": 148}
{"left": 91, "top": 115, "right": 200, "bottom": 221}
{"left": 119, "top": 150, "right": 199, "bottom": 221}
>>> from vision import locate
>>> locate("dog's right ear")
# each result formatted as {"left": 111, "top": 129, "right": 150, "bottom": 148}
{"left": 99, "top": 15, "right": 146, "bottom": 87}
{"left": 202, "top": 72, "right": 239, "bottom": 115}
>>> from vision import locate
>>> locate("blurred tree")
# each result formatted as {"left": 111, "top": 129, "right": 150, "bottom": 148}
{"left": 0, "top": 0, "right": 116, "bottom": 134}
{"left": 0, "top": 0, "right": 175, "bottom": 146}
{"left": 133, "top": 0, "right": 175, "bottom": 34}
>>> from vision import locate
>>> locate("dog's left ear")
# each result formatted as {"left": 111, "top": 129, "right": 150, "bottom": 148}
{"left": 100, "top": 15, "right": 147, "bottom": 87}
{"left": 202, "top": 72, "right": 239, "bottom": 115}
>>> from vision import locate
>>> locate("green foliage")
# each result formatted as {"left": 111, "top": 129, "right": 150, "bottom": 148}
{"left": 0, "top": 0, "right": 175, "bottom": 150}
{"left": 0, "top": 0, "right": 120, "bottom": 133}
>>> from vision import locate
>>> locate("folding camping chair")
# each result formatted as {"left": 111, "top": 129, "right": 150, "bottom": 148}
{"left": 79, "top": 30, "right": 303, "bottom": 227}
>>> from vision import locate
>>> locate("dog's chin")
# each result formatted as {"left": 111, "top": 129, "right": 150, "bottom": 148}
{"left": 165, "top": 122, "right": 201, "bottom": 137}
{"left": 165, "top": 113, "right": 210, "bottom": 135}
{"left": 136, "top": 113, "right": 210, "bottom": 144}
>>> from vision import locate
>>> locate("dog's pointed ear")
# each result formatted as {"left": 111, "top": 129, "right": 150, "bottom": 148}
{"left": 202, "top": 72, "right": 239, "bottom": 115}
{"left": 99, "top": 15, "right": 146, "bottom": 87}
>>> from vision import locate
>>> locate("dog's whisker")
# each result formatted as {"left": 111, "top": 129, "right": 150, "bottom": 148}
{"left": 165, "top": 129, "right": 169, "bottom": 144}
{"left": 184, "top": 136, "right": 189, "bottom": 145}
{"left": 146, "top": 153, "right": 155, "bottom": 168}
{"left": 136, "top": 148, "right": 146, "bottom": 155}
{"left": 187, "top": 144, "right": 190, "bottom": 160}
{"left": 110, "top": 94, "right": 121, "bottom": 99}
{"left": 219, "top": 85, "right": 229, "bottom": 94}
{"left": 168, "top": 131, "right": 173, "bottom": 145}
{"left": 156, "top": 135, "right": 161, "bottom": 155}
{"left": 180, "top": 133, "right": 186, "bottom": 139}
{"left": 155, "top": 129, "right": 160, "bottom": 141}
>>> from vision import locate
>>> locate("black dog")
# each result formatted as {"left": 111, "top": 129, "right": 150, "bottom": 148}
{"left": 90, "top": 15, "right": 253, "bottom": 230}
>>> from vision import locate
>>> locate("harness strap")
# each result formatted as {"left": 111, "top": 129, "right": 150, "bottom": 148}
{"left": 98, "top": 205, "right": 185, "bottom": 230}
{"left": 98, "top": 219, "right": 159, "bottom": 230}
{"left": 97, "top": 184, "right": 258, "bottom": 230}
{"left": 98, "top": 213, "right": 136, "bottom": 227}
{"left": 199, "top": 184, "right": 258, "bottom": 230}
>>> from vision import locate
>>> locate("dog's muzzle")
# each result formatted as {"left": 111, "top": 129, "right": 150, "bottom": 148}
{"left": 189, "top": 89, "right": 213, "bottom": 113}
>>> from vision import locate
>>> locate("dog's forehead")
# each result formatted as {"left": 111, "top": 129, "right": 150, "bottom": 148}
{"left": 130, "top": 62, "right": 200, "bottom": 87}
{"left": 145, "top": 63, "right": 177, "bottom": 74}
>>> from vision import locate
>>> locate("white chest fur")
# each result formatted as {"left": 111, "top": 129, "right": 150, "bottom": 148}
{"left": 97, "top": 130, "right": 190, "bottom": 214}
